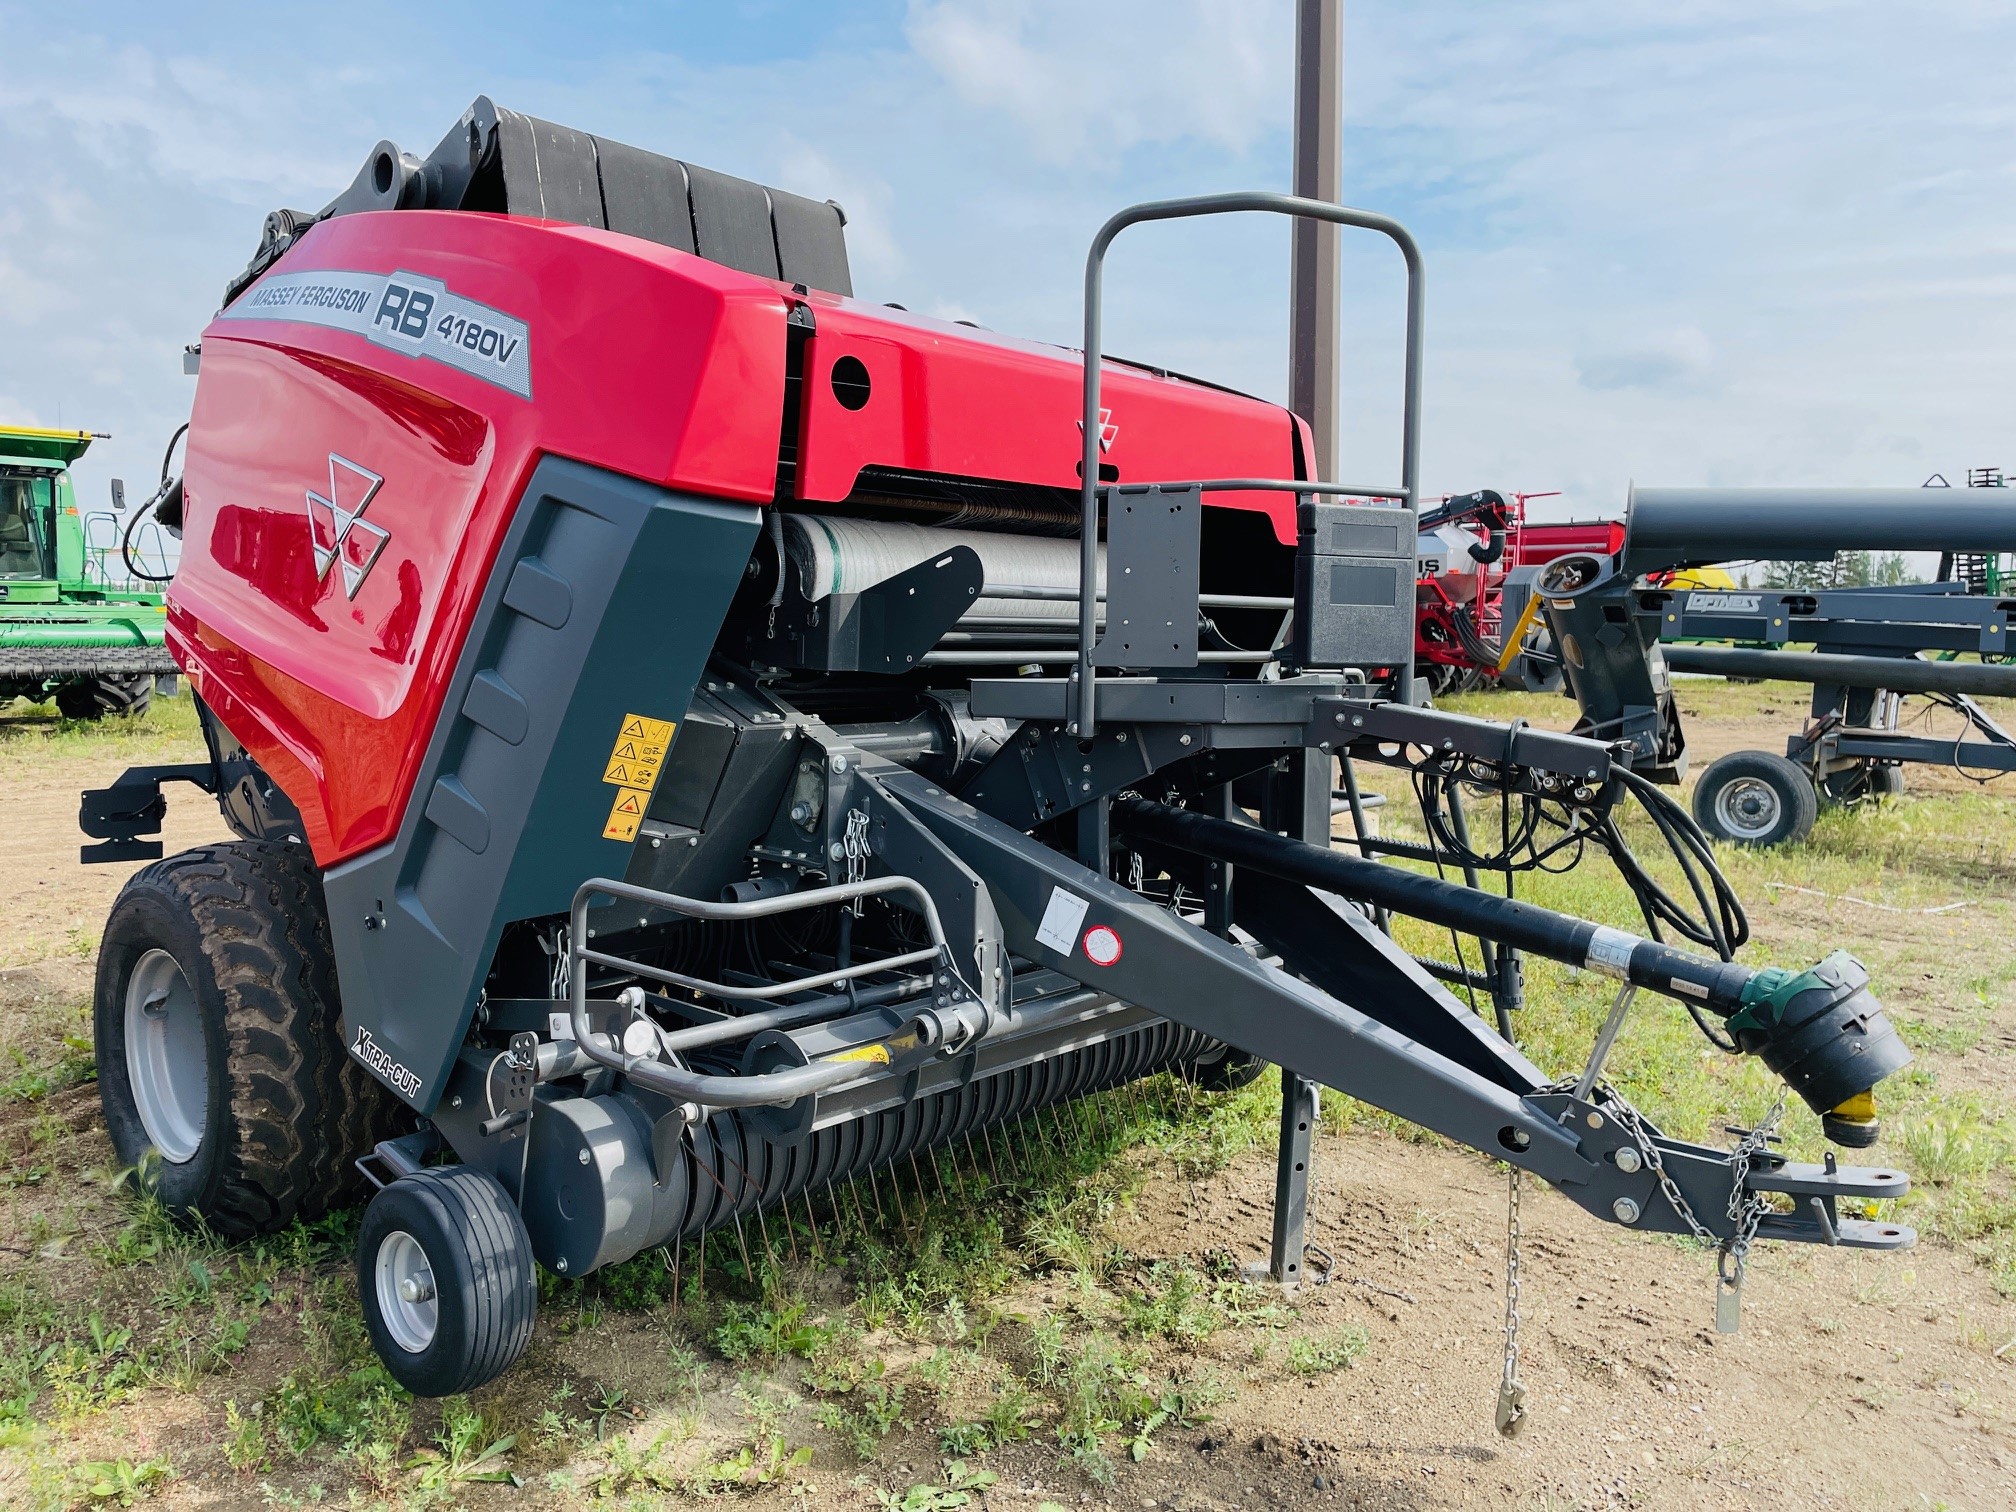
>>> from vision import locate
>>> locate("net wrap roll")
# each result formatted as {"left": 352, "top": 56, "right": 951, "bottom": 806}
{"left": 782, "top": 514, "right": 1106, "bottom": 620}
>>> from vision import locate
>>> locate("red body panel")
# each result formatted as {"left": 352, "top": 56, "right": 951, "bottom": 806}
{"left": 171, "top": 211, "right": 1305, "bottom": 865}
{"left": 795, "top": 297, "right": 1303, "bottom": 541}
{"left": 1519, "top": 519, "right": 1624, "bottom": 567}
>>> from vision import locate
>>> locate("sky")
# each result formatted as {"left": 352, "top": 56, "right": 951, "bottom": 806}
{"left": 3, "top": 0, "right": 2013, "bottom": 535}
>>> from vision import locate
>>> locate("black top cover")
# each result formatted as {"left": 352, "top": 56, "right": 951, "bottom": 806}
{"left": 226, "top": 96, "right": 851, "bottom": 306}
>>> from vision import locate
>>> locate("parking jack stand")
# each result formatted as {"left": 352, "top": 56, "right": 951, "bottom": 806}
{"left": 1245, "top": 749, "right": 1335, "bottom": 1290}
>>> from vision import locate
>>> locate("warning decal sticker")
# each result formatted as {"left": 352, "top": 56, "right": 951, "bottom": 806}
{"left": 600, "top": 711, "right": 677, "bottom": 842}
{"left": 1034, "top": 887, "right": 1091, "bottom": 955}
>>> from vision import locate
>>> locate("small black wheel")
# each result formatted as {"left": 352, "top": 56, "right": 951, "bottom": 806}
{"left": 56, "top": 675, "right": 154, "bottom": 720}
{"left": 1188, "top": 1047, "right": 1267, "bottom": 1093}
{"left": 1692, "top": 750, "right": 1818, "bottom": 847}
{"left": 95, "top": 841, "right": 396, "bottom": 1235}
{"left": 357, "top": 1167, "right": 538, "bottom": 1397}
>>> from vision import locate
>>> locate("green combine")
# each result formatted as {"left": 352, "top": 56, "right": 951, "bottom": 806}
{"left": 0, "top": 425, "right": 174, "bottom": 718}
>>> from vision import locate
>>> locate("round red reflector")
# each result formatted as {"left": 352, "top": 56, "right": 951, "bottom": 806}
{"left": 1082, "top": 924, "right": 1123, "bottom": 967}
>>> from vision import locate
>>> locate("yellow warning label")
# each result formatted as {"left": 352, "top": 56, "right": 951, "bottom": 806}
{"left": 603, "top": 712, "right": 675, "bottom": 792}
{"left": 601, "top": 786, "right": 651, "bottom": 842}
{"left": 825, "top": 1042, "right": 892, "bottom": 1066}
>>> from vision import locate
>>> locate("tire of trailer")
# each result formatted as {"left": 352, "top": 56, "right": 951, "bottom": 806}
{"left": 1691, "top": 750, "right": 1818, "bottom": 848}
{"left": 1820, "top": 761, "right": 1906, "bottom": 805}
{"left": 357, "top": 1167, "right": 537, "bottom": 1397}
{"left": 94, "top": 840, "right": 398, "bottom": 1236}
{"left": 56, "top": 674, "right": 154, "bottom": 721}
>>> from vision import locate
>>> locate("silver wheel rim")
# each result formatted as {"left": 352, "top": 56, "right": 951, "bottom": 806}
{"left": 375, "top": 1229, "right": 439, "bottom": 1353}
{"left": 123, "top": 948, "right": 206, "bottom": 1163}
{"left": 1714, "top": 776, "right": 1783, "bottom": 840}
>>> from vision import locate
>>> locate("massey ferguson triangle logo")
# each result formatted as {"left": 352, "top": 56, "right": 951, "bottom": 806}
{"left": 1078, "top": 408, "right": 1118, "bottom": 453}
{"left": 306, "top": 453, "right": 389, "bottom": 599}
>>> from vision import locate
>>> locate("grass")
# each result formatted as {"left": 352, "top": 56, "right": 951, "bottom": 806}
{"left": 1, "top": 679, "right": 2013, "bottom": 1502}
{"left": 0, "top": 690, "right": 205, "bottom": 771}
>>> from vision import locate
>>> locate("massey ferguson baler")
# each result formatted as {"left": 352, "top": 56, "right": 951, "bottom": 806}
{"left": 81, "top": 100, "right": 1915, "bottom": 1413}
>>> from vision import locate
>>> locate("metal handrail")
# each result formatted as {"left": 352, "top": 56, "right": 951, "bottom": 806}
{"left": 569, "top": 874, "right": 950, "bottom": 1004}
{"left": 565, "top": 873, "right": 957, "bottom": 1107}
{"left": 1074, "top": 191, "right": 1427, "bottom": 734}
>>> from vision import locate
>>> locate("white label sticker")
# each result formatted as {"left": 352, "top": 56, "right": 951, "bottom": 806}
{"left": 549, "top": 1012, "right": 576, "bottom": 1041}
{"left": 1082, "top": 925, "right": 1124, "bottom": 967}
{"left": 1035, "top": 887, "right": 1092, "bottom": 955}
{"left": 1584, "top": 925, "right": 1639, "bottom": 980}
{"left": 1686, "top": 592, "right": 1763, "bottom": 614}
{"left": 1669, "top": 977, "right": 1710, "bottom": 999}
{"left": 219, "top": 267, "right": 533, "bottom": 398}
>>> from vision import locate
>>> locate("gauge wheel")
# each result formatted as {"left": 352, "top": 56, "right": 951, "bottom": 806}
{"left": 1692, "top": 750, "right": 1819, "bottom": 848}
{"left": 357, "top": 1166, "right": 538, "bottom": 1396}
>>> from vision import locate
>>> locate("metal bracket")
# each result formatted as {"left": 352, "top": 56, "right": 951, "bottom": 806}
{"left": 1092, "top": 484, "right": 1201, "bottom": 669}
{"left": 77, "top": 762, "right": 218, "bottom": 863}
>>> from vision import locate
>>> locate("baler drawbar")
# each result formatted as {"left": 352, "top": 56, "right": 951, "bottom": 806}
{"left": 80, "top": 98, "right": 1915, "bottom": 1412}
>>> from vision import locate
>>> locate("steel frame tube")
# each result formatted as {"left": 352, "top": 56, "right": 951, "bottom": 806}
{"left": 1112, "top": 798, "right": 1755, "bottom": 1013}
{"left": 1663, "top": 644, "right": 2016, "bottom": 698}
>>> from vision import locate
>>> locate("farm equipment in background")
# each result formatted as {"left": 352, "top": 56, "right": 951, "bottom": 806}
{"left": 1411, "top": 488, "right": 1523, "bottom": 696}
{"left": 77, "top": 99, "right": 1916, "bottom": 1405}
{"left": 0, "top": 425, "right": 175, "bottom": 717}
{"left": 1535, "top": 486, "right": 2016, "bottom": 846}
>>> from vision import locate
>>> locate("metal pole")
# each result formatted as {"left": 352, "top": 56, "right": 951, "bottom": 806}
{"left": 1291, "top": 0, "right": 1344, "bottom": 482}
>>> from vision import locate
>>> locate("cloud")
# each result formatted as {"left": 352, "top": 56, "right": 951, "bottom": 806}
{"left": 905, "top": 0, "right": 1288, "bottom": 162}
{"left": 5, "top": 0, "right": 2016, "bottom": 530}
{"left": 1576, "top": 327, "right": 1717, "bottom": 394}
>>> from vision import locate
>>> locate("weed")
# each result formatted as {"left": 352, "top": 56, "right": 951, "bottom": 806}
{"left": 69, "top": 1455, "right": 174, "bottom": 1506}
{"left": 404, "top": 1398, "right": 518, "bottom": 1489}
{"left": 817, "top": 1369, "right": 908, "bottom": 1460}
{"left": 1286, "top": 1325, "right": 1370, "bottom": 1377}
{"left": 939, "top": 1370, "right": 1040, "bottom": 1455}
{"left": 667, "top": 1340, "right": 708, "bottom": 1401}
{"left": 1121, "top": 1259, "right": 1230, "bottom": 1344}
{"left": 710, "top": 1295, "right": 846, "bottom": 1365}
{"left": 875, "top": 1459, "right": 999, "bottom": 1510}
{"left": 0, "top": 1037, "right": 96, "bottom": 1105}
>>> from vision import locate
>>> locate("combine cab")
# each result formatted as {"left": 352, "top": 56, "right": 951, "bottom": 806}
{"left": 0, "top": 425, "right": 174, "bottom": 717}
{"left": 80, "top": 100, "right": 1917, "bottom": 1406}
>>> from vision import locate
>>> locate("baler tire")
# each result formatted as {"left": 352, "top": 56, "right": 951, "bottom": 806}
{"left": 94, "top": 840, "right": 399, "bottom": 1237}
{"left": 56, "top": 674, "right": 154, "bottom": 721}
{"left": 357, "top": 1167, "right": 537, "bottom": 1397}
{"left": 1691, "top": 750, "right": 1818, "bottom": 848}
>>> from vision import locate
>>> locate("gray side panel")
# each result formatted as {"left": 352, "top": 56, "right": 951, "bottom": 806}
{"left": 325, "top": 458, "right": 761, "bottom": 1110}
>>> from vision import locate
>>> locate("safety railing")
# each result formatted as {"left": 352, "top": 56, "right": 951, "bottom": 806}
{"left": 564, "top": 873, "right": 957, "bottom": 1107}
{"left": 1074, "top": 192, "right": 1426, "bottom": 734}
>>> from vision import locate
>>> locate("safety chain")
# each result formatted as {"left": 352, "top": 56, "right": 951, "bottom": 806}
{"left": 843, "top": 809, "right": 872, "bottom": 916}
{"left": 548, "top": 923, "right": 571, "bottom": 1000}
{"left": 1603, "top": 1087, "right": 1787, "bottom": 1333}
{"left": 1717, "top": 1093, "right": 1787, "bottom": 1332}
{"left": 1495, "top": 1166, "right": 1528, "bottom": 1436}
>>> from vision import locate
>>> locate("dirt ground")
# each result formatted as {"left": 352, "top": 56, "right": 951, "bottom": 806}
{"left": 1, "top": 689, "right": 2012, "bottom": 1512}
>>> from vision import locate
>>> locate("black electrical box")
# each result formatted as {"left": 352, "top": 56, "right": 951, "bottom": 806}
{"left": 1291, "top": 499, "right": 1416, "bottom": 670}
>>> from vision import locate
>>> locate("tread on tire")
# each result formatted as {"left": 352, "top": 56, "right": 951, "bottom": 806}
{"left": 94, "top": 839, "right": 399, "bottom": 1237}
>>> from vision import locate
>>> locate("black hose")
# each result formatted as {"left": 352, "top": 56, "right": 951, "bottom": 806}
{"left": 120, "top": 422, "right": 188, "bottom": 584}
